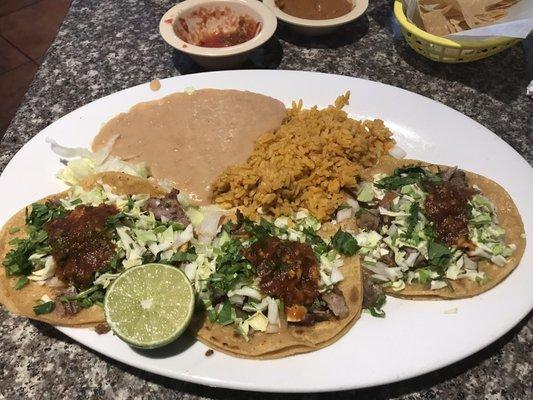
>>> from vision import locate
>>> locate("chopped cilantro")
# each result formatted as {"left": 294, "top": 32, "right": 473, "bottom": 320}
{"left": 3, "top": 229, "right": 49, "bottom": 276}
{"left": 106, "top": 212, "right": 128, "bottom": 228}
{"left": 375, "top": 175, "right": 419, "bottom": 190}
{"left": 366, "top": 294, "right": 386, "bottom": 318}
{"left": 337, "top": 203, "right": 351, "bottom": 211}
{"left": 8, "top": 227, "right": 20, "bottom": 234}
{"left": 216, "top": 300, "right": 234, "bottom": 325}
{"left": 406, "top": 202, "right": 420, "bottom": 238}
{"left": 417, "top": 268, "right": 431, "bottom": 284}
{"left": 14, "top": 276, "right": 29, "bottom": 290}
{"left": 302, "top": 227, "right": 330, "bottom": 255}
{"left": 26, "top": 202, "right": 66, "bottom": 230}
{"left": 207, "top": 239, "right": 255, "bottom": 299}
{"left": 331, "top": 229, "right": 359, "bottom": 256}
{"left": 33, "top": 301, "right": 55, "bottom": 315}
{"left": 221, "top": 220, "right": 235, "bottom": 234}
{"left": 169, "top": 247, "right": 197, "bottom": 263}
{"left": 375, "top": 165, "right": 440, "bottom": 190}
{"left": 427, "top": 241, "right": 452, "bottom": 275}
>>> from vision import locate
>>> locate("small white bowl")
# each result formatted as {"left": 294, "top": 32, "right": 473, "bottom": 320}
{"left": 263, "top": 0, "right": 368, "bottom": 36}
{"left": 159, "top": 0, "right": 277, "bottom": 69}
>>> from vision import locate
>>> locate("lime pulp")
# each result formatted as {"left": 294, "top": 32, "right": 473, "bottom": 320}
{"left": 104, "top": 263, "right": 195, "bottom": 349}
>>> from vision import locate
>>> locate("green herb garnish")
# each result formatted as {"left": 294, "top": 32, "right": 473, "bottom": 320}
{"left": 26, "top": 202, "right": 66, "bottom": 229}
{"left": 427, "top": 241, "right": 452, "bottom": 275}
{"left": 14, "top": 276, "right": 29, "bottom": 290}
{"left": 406, "top": 202, "right": 420, "bottom": 238}
{"left": 3, "top": 229, "right": 49, "bottom": 276}
{"left": 169, "top": 247, "right": 197, "bottom": 263}
{"left": 367, "top": 294, "right": 386, "bottom": 318}
{"left": 216, "top": 300, "right": 234, "bottom": 325}
{"left": 33, "top": 301, "right": 55, "bottom": 315}
{"left": 206, "top": 239, "right": 255, "bottom": 299}
{"left": 331, "top": 229, "right": 359, "bottom": 256}
{"left": 375, "top": 165, "right": 440, "bottom": 190}
{"left": 302, "top": 227, "right": 330, "bottom": 255}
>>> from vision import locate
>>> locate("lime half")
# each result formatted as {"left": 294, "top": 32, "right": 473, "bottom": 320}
{"left": 104, "top": 263, "right": 195, "bottom": 349}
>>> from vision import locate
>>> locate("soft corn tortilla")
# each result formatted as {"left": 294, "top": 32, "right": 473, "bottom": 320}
{"left": 362, "top": 156, "right": 526, "bottom": 300}
{"left": 189, "top": 218, "right": 363, "bottom": 359}
{"left": 0, "top": 172, "right": 166, "bottom": 327}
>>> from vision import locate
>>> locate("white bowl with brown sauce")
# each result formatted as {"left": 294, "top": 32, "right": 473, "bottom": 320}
{"left": 159, "top": 0, "right": 277, "bottom": 69}
{"left": 263, "top": 0, "right": 368, "bottom": 36}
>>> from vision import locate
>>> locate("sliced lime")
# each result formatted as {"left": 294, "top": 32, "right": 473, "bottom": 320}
{"left": 104, "top": 263, "right": 195, "bottom": 349}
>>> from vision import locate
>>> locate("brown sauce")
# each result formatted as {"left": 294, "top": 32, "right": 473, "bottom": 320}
{"left": 243, "top": 237, "right": 320, "bottom": 306}
{"left": 275, "top": 0, "right": 354, "bottom": 20}
{"left": 44, "top": 204, "right": 118, "bottom": 288}
{"left": 149, "top": 79, "right": 161, "bottom": 91}
{"left": 92, "top": 89, "right": 287, "bottom": 204}
{"left": 424, "top": 182, "right": 474, "bottom": 246}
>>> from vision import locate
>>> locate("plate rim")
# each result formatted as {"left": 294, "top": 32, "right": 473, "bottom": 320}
{"left": 1, "top": 69, "right": 531, "bottom": 393}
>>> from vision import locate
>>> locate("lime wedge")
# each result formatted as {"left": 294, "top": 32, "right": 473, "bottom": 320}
{"left": 104, "top": 263, "right": 195, "bottom": 349}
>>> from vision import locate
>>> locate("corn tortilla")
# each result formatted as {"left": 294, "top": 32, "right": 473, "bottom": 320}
{"left": 363, "top": 156, "right": 526, "bottom": 299}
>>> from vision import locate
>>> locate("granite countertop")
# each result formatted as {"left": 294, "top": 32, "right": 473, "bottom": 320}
{"left": 0, "top": 0, "right": 531, "bottom": 398}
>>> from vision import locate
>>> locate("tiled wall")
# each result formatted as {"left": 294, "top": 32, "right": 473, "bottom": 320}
{"left": 0, "top": 0, "right": 70, "bottom": 138}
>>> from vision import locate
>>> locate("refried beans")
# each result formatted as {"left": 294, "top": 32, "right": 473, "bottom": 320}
{"left": 92, "top": 89, "right": 287, "bottom": 204}
{"left": 275, "top": 0, "right": 354, "bottom": 20}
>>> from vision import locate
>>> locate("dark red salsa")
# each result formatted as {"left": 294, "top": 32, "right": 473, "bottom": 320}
{"left": 44, "top": 204, "right": 118, "bottom": 288}
{"left": 176, "top": 7, "right": 261, "bottom": 48}
{"left": 198, "top": 26, "right": 255, "bottom": 48}
{"left": 243, "top": 237, "right": 320, "bottom": 306}
{"left": 424, "top": 181, "right": 474, "bottom": 246}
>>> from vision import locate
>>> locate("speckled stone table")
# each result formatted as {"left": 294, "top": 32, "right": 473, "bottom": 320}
{"left": 0, "top": 0, "right": 531, "bottom": 399}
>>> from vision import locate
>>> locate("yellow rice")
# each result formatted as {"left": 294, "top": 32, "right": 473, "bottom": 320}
{"left": 212, "top": 93, "right": 395, "bottom": 221}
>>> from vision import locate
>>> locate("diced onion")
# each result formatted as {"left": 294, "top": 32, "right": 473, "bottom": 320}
{"left": 267, "top": 297, "right": 279, "bottom": 326}
{"left": 346, "top": 198, "right": 360, "bottom": 212}
{"left": 197, "top": 209, "right": 224, "bottom": 243}
{"left": 389, "top": 145, "right": 407, "bottom": 159}
{"left": 266, "top": 324, "right": 280, "bottom": 333}
{"left": 336, "top": 208, "right": 352, "bottom": 222}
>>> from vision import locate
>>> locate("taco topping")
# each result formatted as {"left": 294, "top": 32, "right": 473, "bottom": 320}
{"left": 2, "top": 180, "right": 198, "bottom": 313}
{"left": 244, "top": 237, "right": 320, "bottom": 306}
{"left": 144, "top": 189, "right": 190, "bottom": 226}
{"left": 183, "top": 212, "right": 352, "bottom": 339}
{"left": 424, "top": 172, "right": 475, "bottom": 246}
{"left": 354, "top": 165, "right": 516, "bottom": 291}
{"left": 45, "top": 204, "right": 118, "bottom": 288}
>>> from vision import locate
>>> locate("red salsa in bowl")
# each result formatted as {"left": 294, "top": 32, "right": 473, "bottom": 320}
{"left": 176, "top": 6, "right": 262, "bottom": 48}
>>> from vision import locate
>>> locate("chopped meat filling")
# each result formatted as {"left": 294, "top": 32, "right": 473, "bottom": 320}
{"left": 144, "top": 189, "right": 190, "bottom": 226}
{"left": 362, "top": 269, "right": 383, "bottom": 309}
{"left": 44, "top": 204, "right": 118, "bottom": 288}
{"left": 321, "top": 289, "right": 349, "bottom": 318}
{"left": 357, "top": 209, "right": 380, "bottom": 231}
{"left": 424, "top": 171, "right": 475, "bottom": 246}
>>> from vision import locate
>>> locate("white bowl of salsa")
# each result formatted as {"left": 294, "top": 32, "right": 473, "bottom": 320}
{"left": 160, "top": 0, "right": 277, "bottom": 69}
{"left": 263, "top": 0, "right": 368, "bottom": 36}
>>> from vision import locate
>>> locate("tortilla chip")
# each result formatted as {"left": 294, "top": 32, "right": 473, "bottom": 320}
{"left": 363, "top": 156, "right": 526, "bottom": 300}
{"left": 190, "top": 218, "right": 363, "bottom": 359}
{"left": 0, "top": 172, "right": 167, "bottom": 327}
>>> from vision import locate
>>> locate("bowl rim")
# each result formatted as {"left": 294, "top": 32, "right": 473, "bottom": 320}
{"left": 262, "top": 0, "right": 368, "bottom": 28}
{"left": 159, "top": 0, "right": 277, "bottom": 57}
{"left": 392, "top": 0, "right": 517, "bottom": 49}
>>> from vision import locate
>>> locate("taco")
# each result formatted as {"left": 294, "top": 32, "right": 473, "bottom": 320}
{"left": 0, "top": 172, "right": 182, "bottom": 327}
{"left": 0, "top": 171, "right": 363, "bottom": 358}
{"left": 353, "top": 156, "right": 525, "bottom": 299}
{"left": 188, "top": 216, "right": 363, "bottom": 359}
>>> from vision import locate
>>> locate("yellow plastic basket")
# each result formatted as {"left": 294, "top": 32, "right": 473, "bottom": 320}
{"left": 393, "top": 0, "right": 520, "bottom": 63}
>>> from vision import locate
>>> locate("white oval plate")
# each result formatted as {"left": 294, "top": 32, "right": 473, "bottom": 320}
{"left": 0, "top": 70, "right": 531, "bottom": 393}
